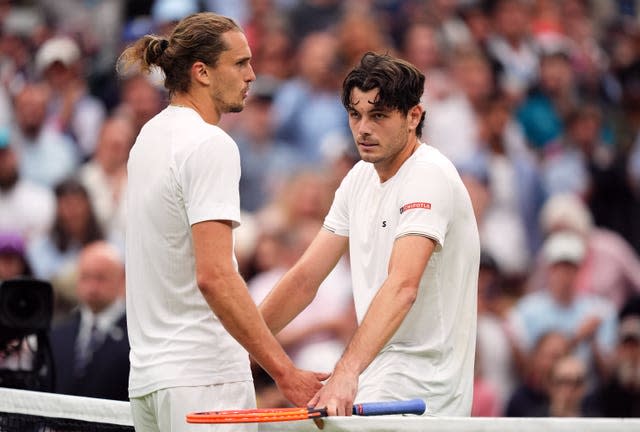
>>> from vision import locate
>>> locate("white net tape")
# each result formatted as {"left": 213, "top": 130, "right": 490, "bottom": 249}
{"left": 1, "top": 387, "right": 639, "bottom": 431}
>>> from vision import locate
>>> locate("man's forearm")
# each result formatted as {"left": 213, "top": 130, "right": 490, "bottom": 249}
{"left": 199, "top": 271, "right": 295, "bottom": 379}
{"left": 335, "top": 276, "right": 418, "bottom": 377}
{"left": 259, "top": 265, "right": 319, "bottom": 335}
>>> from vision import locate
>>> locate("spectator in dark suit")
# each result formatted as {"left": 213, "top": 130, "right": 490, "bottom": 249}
{"left": 49, "top": 240, "right": 128, "bottom": 400}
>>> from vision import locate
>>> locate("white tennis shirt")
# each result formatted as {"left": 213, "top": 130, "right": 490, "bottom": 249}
{"left": 324, "top": 143, "right": 479, "bottom": 416}
{"left": 126, "top": 106, "right": 251, "bottom": 398}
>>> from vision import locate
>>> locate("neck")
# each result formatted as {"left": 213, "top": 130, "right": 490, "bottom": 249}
{"left": 171, "top": 93, "right": 221, "bottom": 125}
{"left": 376, "top": 138, "right": 420, "bottom": 183}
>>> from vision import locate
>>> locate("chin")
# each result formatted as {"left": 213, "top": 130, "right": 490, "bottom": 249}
{"left": 228, "top": 104, "right": 245, "bottom": 113}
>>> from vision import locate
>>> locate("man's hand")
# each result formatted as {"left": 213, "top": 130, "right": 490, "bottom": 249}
{"left": 274, "top": 368, "right": 330, "bottom": 407}
{"left": 307, "top": 366, "right": 359, "bottom": 416}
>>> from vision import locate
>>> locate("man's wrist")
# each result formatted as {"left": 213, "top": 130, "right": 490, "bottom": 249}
{"left": 266, "top": 355, "right": 296, "bottom": 382}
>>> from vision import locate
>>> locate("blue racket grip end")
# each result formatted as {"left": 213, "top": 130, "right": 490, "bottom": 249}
{"left": 353, "top": 399, "right": 426, "bottom": 416}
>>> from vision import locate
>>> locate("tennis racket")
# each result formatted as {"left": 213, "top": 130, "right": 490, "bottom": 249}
{"left": 186, "top": 398, "right": 426, "bottom": 424}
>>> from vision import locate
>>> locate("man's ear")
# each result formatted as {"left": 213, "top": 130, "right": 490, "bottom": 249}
{"left": 191, "top": 61, "right": 210, "bottom": 86}
{"left": 408, "top": 104, "right": 424, "bottom": 131}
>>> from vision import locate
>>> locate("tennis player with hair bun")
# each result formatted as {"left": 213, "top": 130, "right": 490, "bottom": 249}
{"left": 260, "top": 52, "right": 480, "bottom": 417}
{"left": 118, "top": 12, "right": 328, "bottom": 432}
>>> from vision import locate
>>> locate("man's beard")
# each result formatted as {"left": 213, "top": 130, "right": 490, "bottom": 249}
{"left": 227, "top": 103, "right": 244, "bottom": 113}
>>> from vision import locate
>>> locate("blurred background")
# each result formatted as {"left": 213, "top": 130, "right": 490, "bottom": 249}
{"left": 0, "top": 0, "right": 639, "bottom": 418}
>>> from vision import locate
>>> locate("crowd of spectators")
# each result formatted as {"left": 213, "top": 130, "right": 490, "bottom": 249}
{"left": 0, "top": 0, "right": 639, "bottom": 418}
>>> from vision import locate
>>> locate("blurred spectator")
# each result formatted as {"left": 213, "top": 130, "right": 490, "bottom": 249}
{"left": 35, "top": 36, "right": 106, "bottom": 159}
{"left": 516, "top": 51, "right": 578, "bottom": 151}
{"left": 421, "top": 0, "right": 473, "bottom": 51}
{"left": 510, "top": 231, "right": 618, "bottom": 382}
{"left": 27, "top": 178, "right": 103, "bottom": 321}
{"left": 0, "top": 231, "right": 32, "bottom": 280}
{"left": 486, "top": 0, "right": 540, "bottom": 101}
{"left": 78, "top": 115, "right": 135, "bottom": 252}
{"left": 0, "top": 6, "right": 43, "bottom": 95}
{"left": 257, "top": 169, "right": 333, "bottom": 231}
{"left": 544, "top": 102, "right": 640, "bottom": 250}
{"left": 11, "top": 82, "right": 78, "bottom": 188}
{"left": 286, "top": 0, "right": 343, "bottom": 42}
{"left": 423, "top": 49, "right": 491, "bottom": 167}
{"left": 39, "top": 0, "right": 123, "bottom": 77}
{"left": 113, "top": 73, "right": 166, "bottom": 136}
{"left": 401, "top": 20, "right": 444, "bottom": 75}
{"left": 335, "top": 4, "right": 393, "bottom": 71}
{"left": 505, "top": 331, "right": 570, "bottom": 417}
{"left": 584, "top": 295, "right": 640, "bottom": 417}
{"left": 463, "top": 92, "right": 544, "bottom": 276}
{"left": 532, "top": 193, "right": 640, "bottom": 310}
{"left": 248, "top": 16, "right": 294, "bottom": 81}
{"left": 459, "top": 2, "right": 493, "bottom": 55}
{"left": 151, "top": 0, "right": 199, "bottom": 36}
{"left": 0, "top": 133, "right": 55, "bottom": 241}
{"left": 561, "top": 0, "right": 613, "bottom": 103}
{"left": 401, "top": 21, "right": 451, "bottom": 109}
{"left": 229, "top": 75, "right": 303, "bottom": 213}
{"left": 541, "top": 104, "right": 611, "bottom": 198}
{"left": 529, "top": 0, "right": 566, "bottom": 55}
{"left": 475, "top": 250, "right": 519, "bottom": 414}
{"left": 472, "top": 348, "right": 501, "bottom": 417}
{"left": 240, "top": 0, "right": 278, "bottom": 55}
{"left": 49, "top": 241, "right": 128, "bottom": 400}
{"left": 271, "top": 31, "right": 349, "bottom": 162}
{"left": 547, "top": 354, "right": 589, "bottom": 416}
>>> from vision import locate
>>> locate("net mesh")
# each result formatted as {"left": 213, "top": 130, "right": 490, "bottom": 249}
{"left": 0, "top": 387, "right": 133, "bottom": 432}
{"left": 0, "top": 411, "right": 134, "bottom": 432}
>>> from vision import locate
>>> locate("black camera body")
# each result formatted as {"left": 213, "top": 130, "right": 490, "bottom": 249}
{"left": 0, "top": 278, "right": 53, "bottom": 347}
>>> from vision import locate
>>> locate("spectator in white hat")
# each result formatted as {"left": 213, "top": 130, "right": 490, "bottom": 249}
{"left": 35, "top": 36, "right": 106, "bottom": 159}
{"left": 508, "top": 230, "right": 618, "bottom": 386}
{"left": 528, "top": 193, "right": 640, "bottom": 310}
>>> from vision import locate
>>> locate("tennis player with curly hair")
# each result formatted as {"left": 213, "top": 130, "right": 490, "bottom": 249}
{"left": 260, "top": 52, "right": 480, "bottom": 417}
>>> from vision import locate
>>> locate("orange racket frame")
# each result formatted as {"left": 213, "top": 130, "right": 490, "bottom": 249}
{"left": 186, "top": 399, "right": 426, "bottom": 424}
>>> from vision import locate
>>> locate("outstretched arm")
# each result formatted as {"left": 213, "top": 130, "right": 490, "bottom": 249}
{"left": 309, "top": 234, "right": 437, "bottom": 416}
{"left": 192, "top": 220, "right": 329, "bottom": 406}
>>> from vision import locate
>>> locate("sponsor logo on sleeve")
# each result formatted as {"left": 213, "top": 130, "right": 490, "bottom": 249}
{"left": 399, "top": 202, "right": 432, "bottom": 214}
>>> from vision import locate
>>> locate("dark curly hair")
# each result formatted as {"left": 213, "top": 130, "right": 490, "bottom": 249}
{"left": 341, "top": 52, "right": 426, "bottom": 137}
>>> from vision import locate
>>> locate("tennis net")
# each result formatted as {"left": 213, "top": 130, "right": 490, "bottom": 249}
{"left": 0, "top": 387, "right": 134, "bottom": 431}
{"left": 3, "top": 386, "right": 640, "bottom": 432}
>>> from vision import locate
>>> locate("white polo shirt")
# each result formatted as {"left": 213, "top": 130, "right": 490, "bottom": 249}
{"left": 324, "top": 143, "right": 479, "bottom": 416}
{"left": 126, "top": 106, "right": 251, "bottom": 398}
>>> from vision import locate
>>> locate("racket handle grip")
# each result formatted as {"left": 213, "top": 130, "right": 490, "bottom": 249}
{"left": 353, "top": 399, "right": 426, "bottom": 416}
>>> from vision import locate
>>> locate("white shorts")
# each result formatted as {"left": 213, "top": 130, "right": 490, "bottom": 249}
{"left": 130, "top": 381, "right": 257, "bottom": 432}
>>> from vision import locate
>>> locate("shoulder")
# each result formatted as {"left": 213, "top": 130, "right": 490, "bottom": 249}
{"left": 411, "top": 144, "right": 457, "bottom": 171}
{"left": 404, "top": 144, "right": 462, "bottom": 187}
{"left": 340, "top": 159, "right": 375, "bottom": 185}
